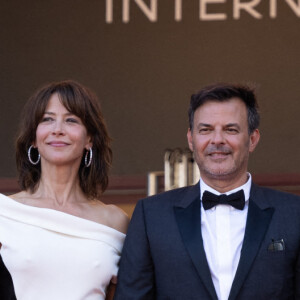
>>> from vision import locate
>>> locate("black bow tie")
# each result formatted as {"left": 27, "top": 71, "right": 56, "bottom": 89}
{"left": 202, "top": 190, "right": 245, "bottom": 210}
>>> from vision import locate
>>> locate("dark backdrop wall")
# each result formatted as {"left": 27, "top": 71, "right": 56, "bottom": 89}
{"left": 1, "top": 0, "right": 300, "bottom": 178}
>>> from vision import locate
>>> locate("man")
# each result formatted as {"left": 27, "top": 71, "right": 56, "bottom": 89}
{"left": 0, "top": 255, "right": 16, "bottom": 299}
{"left": 114, "top": 84, "right": 300, "bottom": 299}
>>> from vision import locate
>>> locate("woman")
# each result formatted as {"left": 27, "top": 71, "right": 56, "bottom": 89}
{"left": 0, "top": 80, "right": 129, "bottom": 300}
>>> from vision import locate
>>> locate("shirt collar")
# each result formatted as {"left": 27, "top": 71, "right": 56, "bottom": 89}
{"left": 199, "top": 173, "right": 252, "bottom": 202}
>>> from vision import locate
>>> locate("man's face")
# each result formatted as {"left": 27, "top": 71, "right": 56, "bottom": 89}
{"left": 187, "top": 98, "right": 260, "bottom": 187}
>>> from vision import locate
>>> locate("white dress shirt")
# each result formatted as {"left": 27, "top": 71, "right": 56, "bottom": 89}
{"left": 200, "top": 174, "right": 251, "bottom": 300}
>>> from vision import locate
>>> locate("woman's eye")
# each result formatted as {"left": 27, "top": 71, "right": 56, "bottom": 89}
{"left": 66, "top": 118, "right": 79, "bottom": 123}
{"left": 41, "top": 117, "right": 53, "bottom": 122}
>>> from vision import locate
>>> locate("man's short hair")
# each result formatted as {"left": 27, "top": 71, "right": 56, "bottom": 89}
{"left": 188, "top": 83, "right": 260, "bottom": 134}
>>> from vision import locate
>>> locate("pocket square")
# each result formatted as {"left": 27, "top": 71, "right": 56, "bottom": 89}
{"left": 268, "top": 239, "right": 285, "bottom": 252}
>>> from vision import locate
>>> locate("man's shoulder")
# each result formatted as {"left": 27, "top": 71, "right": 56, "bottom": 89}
{"left": 252, "top": 184, "right": 300, "bottom": 207}
{"left": 130, "top": 185, "right": 199, "bottom": 223}
{"left": 139, "top": 184, "right": 199, "bottom": 207}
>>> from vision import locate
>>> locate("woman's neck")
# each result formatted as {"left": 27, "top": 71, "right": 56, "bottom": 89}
{"left": 35, "top": 163, "right": 85, "bottom": 206}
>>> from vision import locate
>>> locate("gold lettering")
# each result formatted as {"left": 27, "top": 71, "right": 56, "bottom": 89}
{"left": 270, "top": 0, "right": 277, "bottom": 18}
{"left": 285, "top": 0, "right": 300, "bottom": 17}
{"left": 105, "top": 0, "right": 113, "bottom": 23}
{"left": 175, "top": 0, "right": 183, "bottom": 21}
{"left": 200, "top": 0, "right": 227, "bottom": 21}
{"left": 233, "top": 0, "right": 263, "bottom": 19}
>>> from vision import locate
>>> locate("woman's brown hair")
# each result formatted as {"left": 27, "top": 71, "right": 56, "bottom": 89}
{"left": 16, "top": 80, "right": 112, "bottom": 199}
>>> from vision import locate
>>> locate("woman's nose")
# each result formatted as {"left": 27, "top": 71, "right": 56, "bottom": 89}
{"left": 52, "top": 120, "right": 65, "bottom": 135}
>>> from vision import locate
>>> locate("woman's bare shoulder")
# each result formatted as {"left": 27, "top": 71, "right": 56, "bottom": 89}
{"left": 102, "top": 204, "right": 130, "bottom": 234}
{"left": 105, "top": 204, "right": 130, "bottom": 234}
{"left": 8, "top": 191, "right": 31, "bottom": 202}
{"left": 89, "top": 201, "right": 130, "bottom": 234}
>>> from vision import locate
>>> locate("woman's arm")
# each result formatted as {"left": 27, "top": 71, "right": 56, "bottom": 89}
{"left": 105, "top": 282, "right": 116, "bottom": 300}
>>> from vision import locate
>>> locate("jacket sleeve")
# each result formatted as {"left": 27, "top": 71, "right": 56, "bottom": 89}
{"left": 114, "top": 199, "right": 155, "bottom": 300}
{"left": 295, "top": 247, "right": 300, "bottom": 298}
{"left": 0, "top": 254, "right": 17, "bottom": 300}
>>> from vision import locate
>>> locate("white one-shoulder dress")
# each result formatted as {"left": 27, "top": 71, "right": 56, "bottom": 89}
{"left": 0, "top": 193, "right": 126, "bottom": 300}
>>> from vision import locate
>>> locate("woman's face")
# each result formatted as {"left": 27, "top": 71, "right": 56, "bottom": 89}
{"left": 34, "top": 93, "right": 92, "bottom": 167}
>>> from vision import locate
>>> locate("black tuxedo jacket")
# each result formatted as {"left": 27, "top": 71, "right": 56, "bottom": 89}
{"left": 0, "top": 255, "right": 16, "bottom": 299}
{"left": 114, "top": 183, "right": 300, "bottom": 300}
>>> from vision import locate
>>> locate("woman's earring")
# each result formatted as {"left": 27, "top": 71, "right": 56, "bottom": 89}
{"left": 85, "top": 147, "right": 93, "bottom": 167}
{"left": 28, "top": 145, "right": 40, "bottom": 165}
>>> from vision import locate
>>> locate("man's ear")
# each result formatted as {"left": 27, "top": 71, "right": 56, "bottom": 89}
{"left": 187, "top": 128, "right": 194, "bottom": 152}
{"left": 249, "top": 129, "right": 260, "bottom": 153}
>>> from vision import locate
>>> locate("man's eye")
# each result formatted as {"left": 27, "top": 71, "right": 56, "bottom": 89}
{"left": 199, "top": 128, "right": 211, "bottom": 134}
{"left": 226, "top": 128, "right": 238, "bottom": 133}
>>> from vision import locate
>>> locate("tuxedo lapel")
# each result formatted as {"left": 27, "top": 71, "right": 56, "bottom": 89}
{"left": 228, "top": 187, "right": 274, "bottom": 300}
{"left": 174, "top": 184, "right": 218, "bottom": 300}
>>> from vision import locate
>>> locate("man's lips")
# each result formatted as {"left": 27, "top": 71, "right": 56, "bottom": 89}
{"left": 209, "top": 152, "right": 229, "bottom": 155}
{"left": 208, "top": 152, "right": 231, "bottom": 159}
{"left": 205, "top": 146, "right": 231, "bottom": 156}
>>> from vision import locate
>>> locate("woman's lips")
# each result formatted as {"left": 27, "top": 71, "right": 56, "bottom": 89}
{"left": 47, "top": 141, "right": 69, "bottom": 147}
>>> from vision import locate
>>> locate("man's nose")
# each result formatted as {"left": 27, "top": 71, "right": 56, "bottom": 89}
{"left": 211, "top": 130, "right": 225, "bottom": 144}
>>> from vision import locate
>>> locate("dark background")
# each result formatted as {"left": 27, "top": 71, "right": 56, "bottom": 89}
{"left": 1, "top": 0, "right": 300, "bottom": 178}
